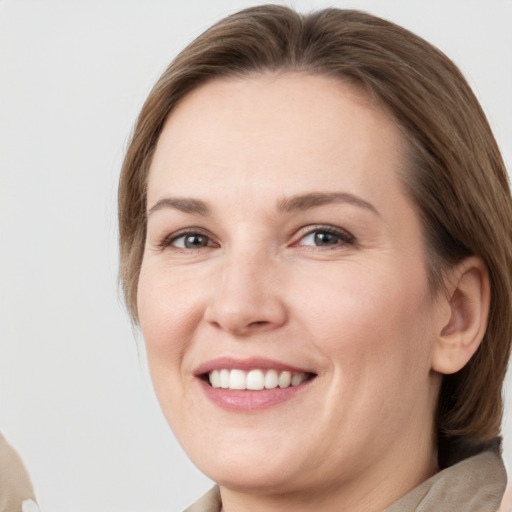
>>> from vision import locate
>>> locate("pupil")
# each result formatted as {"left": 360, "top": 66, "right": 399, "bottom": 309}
{"left": 315, "top": 232, "right": 338, "bottom": 246}
{"left": 185, "top": 235, "right": 207, "bottom": 248}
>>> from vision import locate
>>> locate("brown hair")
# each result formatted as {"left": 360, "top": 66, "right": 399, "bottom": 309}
{"left": 118, "top": 5, "right": 512, "bottom": 465}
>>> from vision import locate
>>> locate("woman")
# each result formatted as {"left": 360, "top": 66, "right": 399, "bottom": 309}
{"left": 118, "top": 6, "right": 512, "bottom": 511}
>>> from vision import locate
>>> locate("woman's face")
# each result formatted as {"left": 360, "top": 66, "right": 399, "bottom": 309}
{"left": 138, "top": 74, "right": 444, "bottom": 502}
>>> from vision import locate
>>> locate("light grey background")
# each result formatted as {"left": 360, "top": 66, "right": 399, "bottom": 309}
{"left": 1, "top": 1, "right": 511, "bottom": 510}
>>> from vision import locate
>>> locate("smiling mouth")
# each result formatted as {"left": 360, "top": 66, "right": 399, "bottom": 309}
{"left": 206, "top": 369, "right": 315, "bottom": 390}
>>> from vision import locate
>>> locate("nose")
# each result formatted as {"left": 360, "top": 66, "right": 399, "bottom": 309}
{"left": 204, "top": 250, "right": 288, "bottom": 337}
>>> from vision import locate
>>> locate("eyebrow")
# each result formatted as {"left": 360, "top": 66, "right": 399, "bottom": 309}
{"left": 278, "top": 192, "right": 379, "bottom": 216}
{"left": 147, "top": 191, "right": 379, "bottom": 218}
{"left": 147, "top": 197, "right": 210, "bottom": 217}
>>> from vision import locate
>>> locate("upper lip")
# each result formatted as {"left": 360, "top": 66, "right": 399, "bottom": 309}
{"left": 193, "top": 357, "right": 314, "bottom": 376}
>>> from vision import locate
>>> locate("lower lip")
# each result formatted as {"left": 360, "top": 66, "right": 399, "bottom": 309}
{"left": 198, "top": 378, "right": 312, "bottom": 411}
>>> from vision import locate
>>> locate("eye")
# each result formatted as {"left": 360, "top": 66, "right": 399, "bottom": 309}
{"left": 160, "top": 230, "right": 218, "bottom": 250}
{"left": 173, "top": 233, "right": 211, "bottom": 249}
{"left": 296, "top": 226, "right": 355, "bottom": 247}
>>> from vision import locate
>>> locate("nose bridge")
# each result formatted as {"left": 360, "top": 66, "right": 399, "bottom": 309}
{"left": 205, "top": 242, "right": 287, "bottom": 335}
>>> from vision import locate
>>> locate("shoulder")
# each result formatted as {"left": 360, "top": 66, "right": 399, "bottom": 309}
{"left": 183, "top": 486, "right": 221, "bottom": 512}
{"left": 387, "top": 449, "right": 506, "bottom": 512}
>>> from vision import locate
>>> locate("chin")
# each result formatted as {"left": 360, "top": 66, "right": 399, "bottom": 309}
{"left": 199, "top": 456, "right": 300, "bottom": 494}
{"left": 181, "top": 428, "right": 308, "bottom": 492}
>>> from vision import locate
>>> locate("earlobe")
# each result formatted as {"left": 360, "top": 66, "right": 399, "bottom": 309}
{"left": 431, "top": 256, "right": 490, "bottom": 375}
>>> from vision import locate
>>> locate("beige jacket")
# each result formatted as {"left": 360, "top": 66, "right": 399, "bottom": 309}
{"left": 185, "top": 450, "right": 507, "bottom": 512}
{"left": 0, "top": 434, "right": 37, "bottom": 512}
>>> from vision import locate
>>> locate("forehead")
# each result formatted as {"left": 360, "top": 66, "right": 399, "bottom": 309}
{"left": 147, "top": 73, "right": 406, "bottom": 206}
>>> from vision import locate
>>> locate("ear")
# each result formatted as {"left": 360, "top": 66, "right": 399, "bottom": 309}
{"left": 432, "top": 256, "right": 490, "bottom": 375}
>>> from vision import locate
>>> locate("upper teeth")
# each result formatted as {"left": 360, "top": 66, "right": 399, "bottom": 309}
{"left": 208, "top": 369, "right": 308, "bottom": 390}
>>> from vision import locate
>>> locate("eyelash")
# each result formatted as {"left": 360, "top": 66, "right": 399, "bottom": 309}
{"left": 158, "top": 228, "right": 217, "bottom": 250}
{"left": 157, "top": 225, "right": 356, "bottom": 251}
{"left": 294, "top": 225, "right": 356, "bottom": 248}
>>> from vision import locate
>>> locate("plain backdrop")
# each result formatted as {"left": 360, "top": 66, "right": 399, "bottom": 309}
{"left": 1, "top": 0, "right": 511, "bottom": 510}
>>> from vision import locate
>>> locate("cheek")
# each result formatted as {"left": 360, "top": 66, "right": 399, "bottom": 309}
{"left": 139, "top": 261, "right": 200, "bottom": 334}
{"left": 299, "top": 266, "right": 437, "bottom": 440}
{"left": 295, "top": 263, "right": 435, "bottom": 376}
{"left": 137, "top": 267, "right": 203, "bottom": 430}
{"left": 137, "top": 266, "right": 200, "bottom": 380}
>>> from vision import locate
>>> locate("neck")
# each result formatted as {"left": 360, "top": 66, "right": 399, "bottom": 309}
{"left": 219, "top": 442, "right": 438, "bottom": 512}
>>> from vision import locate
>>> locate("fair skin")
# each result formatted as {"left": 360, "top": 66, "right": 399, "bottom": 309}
{"left": 137, "top": 74, "right": 488, "bottom": 511}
